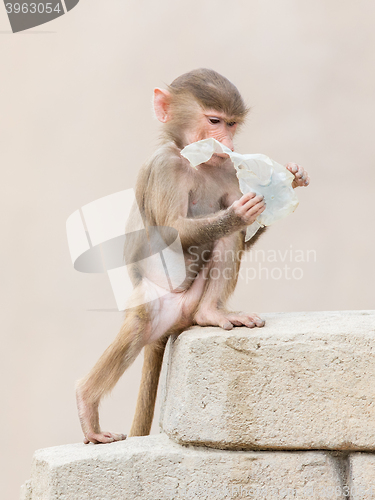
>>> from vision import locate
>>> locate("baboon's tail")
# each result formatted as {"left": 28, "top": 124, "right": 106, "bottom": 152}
{"left": 129, "top": 336, "right": 168, "bottom": 436}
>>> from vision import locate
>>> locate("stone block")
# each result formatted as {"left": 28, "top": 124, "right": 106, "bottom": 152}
{"left": 21, "top": 434, "right": 348, "bottom": 500}
{"left": 349, "top": 453, "right": 375, "bottom": 499}
{"left": 160, "top": 310, "right": 375, "bottom": 451}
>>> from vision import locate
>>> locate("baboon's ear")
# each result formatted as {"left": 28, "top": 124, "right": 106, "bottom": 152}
{"left": 153, "top": 88, "right": 172, "bottom": 123}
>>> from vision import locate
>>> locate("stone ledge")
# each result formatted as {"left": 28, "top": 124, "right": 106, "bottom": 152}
{"left": 21, "top": 433, "right": 351, "bottom": 500}
{"left": 160, "top": 310, "right": 375, "bottom": 451}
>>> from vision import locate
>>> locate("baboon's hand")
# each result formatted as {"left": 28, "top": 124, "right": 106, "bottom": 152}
{"left": 229, "top": 192, "right": 266, "bottom": 226}
{"left": 285, "top": 163, "right": 310, "bottom": 188}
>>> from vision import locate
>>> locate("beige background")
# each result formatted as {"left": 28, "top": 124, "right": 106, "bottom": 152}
{"left": 1, "top": 0, "right": 374, "bottom": 498}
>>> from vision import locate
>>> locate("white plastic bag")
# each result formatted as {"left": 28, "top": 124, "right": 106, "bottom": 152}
{"left": 181, "top": 138, "right": 299, "bottom": 241}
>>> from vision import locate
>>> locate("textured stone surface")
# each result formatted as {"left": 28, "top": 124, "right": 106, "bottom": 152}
{"left": 20, "top": 481, "right": 32, "bottom": 500}
{"left": 21, "top": 434, "right": 348, "bottom": 500}
{"left": 160, "top": 310, "right": 375, "bottom": 451}
{"left": 349, "top": 453, "right": 375, "bottom": 499}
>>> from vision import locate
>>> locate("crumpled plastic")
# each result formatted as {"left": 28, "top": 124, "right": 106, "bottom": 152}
{"left": 181, "top": 138, "right": 299, "bottom": 241}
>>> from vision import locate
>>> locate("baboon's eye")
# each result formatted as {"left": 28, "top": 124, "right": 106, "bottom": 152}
{"left": 208, "top": 117, "right": 221, "bottom": 125}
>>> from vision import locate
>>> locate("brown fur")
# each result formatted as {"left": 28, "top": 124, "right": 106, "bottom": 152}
{"left": 169, "top": 69, "right": 249, "bottom": 121}
{"left": 164, "top": 69, "right": 249, "bottom": 148}
{"left": 129, "top": 337, "right": 168, "bottom": 436}
{"left": 76, "top": 69, "right": 267, "bottom": 444}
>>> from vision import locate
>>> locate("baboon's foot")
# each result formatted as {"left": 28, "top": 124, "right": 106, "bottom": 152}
{"left": 195, "top": 308, "right": 265, "bottom": 330}
{"left": 83, "top": 431, "right": 127, "bottom": 445}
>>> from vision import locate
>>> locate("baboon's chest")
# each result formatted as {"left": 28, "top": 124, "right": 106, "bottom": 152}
{"left": 187, "top": 183, "right": 225, "bottom": 218}
{"left": 187, "top": 168, "right": 239, "bottom": 218}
